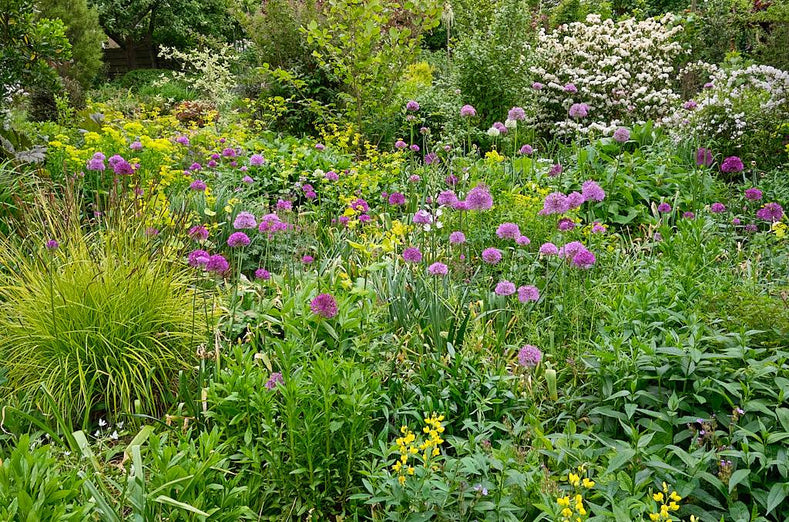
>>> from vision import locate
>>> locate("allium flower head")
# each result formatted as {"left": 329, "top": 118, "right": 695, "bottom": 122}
{"left": 175, "top": 135, "right": 190, "bottom": 145}
{"left": 508, "top": 107, "right": 526, "bottom": 121}
{"left": 449, "top": 231, "right": 466, "bottom": 245}
{"left": 395, "top": 140, "right": 407, "bottom": 149}
{"left": 402, "top": 247, "right": 423, "bottom": 263}
{"left": 466, "top": 185, "right": 493, "bottom": 211}
{"left": 612, "top": 127, "right": 630, "bottom": 143}
{"left": 413, "top": 210, "right": 433, "bottom": 224}
{"left": 276, "top": 199, "right": 293, "bottom": 211}
{"left": 249, "top": 154, "right": 264, "bottom": 166}
{"left": 710, "top": 203, "right": 726, "bottom": 214}
{"left": 190, "top": 180, "right": 207, "bottom": 191}
{"left": 548, "top": 163, "right": 563, "bottom": 177}
{"left": 428, "top": 262, "right": 449, "bottom": 276}
{"left": 495, "top": 280, "right": 516, "bottom": 296}
{"left": 255, "top": 268, "right": 271, "bottom": 280}
{"left": 406, "top": 100, "right": 420, "bottom": 112}
{"left": 388, "top": 192, "right": 406, "bottom": 205}
{"left": 301, "top": 255, "right": 314, "bottom": 264}
{"left": 188, "top": 249, "right": 210, "bottom": 268}
{"left": 436, "top": 190, "right": 457, "bottom": 207}
{"left": 518, "top": 345, "right": 542, "bottom": 367}
{"left": 572, "top": 249, "right": 596, "bottom": 269}
{"left": 409, "top": 174, "right": 421, "bottom": 183}
{"left": 496, "top": 222, "right": 521, "bottom": 239}
{"left": 206, "top": 254, "right": 229, "bottom": 274}
{"left": 460, "top": 104, "right": 477, "bottom": 117}
{"left": 581, "top": 180, "right": 605, "bottom": 202}
{"left": 756, "top": 202, "right": 784, "bottom": 222}
{"left": 87, "top": 153, "right": 106, "bottom": 171}
{"left": 559, "top": 241, "right": 586, "bottom": 259}
{"left": 558, "top": 217, "right": 576, "bottom": 231}
{"left": 520, "top": 144, "right": 533, "bottom": 155}
{"left": 532, "top": 82, "right": 544, "bottom": 90}
{"left": 424, "top": 152, "right": 438, "bottom": 165}
{"left": 683, "top": 100, "right": 698, "bottom": 110}
{"left": 481, "top": 247, "right": 503, "bottom": 264}
{"left": 410, "top": 144, "right": 420, "bottom": 152}
{"left": 540, "top": 192, "right": 569, "bottom": 215}
{"left": 233, "top": 211, "right": 257, "bottom": 230}
{"left": 517, "top": 285, "right": 539, "bottom": 303}
{"left": 563, "top": 83, "right": 577, "bottom": 93}
{"left": 720, "top": 156, "right": 744, "bottom": 174}
{"left": 516, "top": 235, "right": 531, "bottom": 246}
{"left": 569, "top": 103, "right": 589, "bottom": 119}
{"left": 745, "top": 188, "right": 763, "bottom": 201}
{"left": 539, "top": 242, "right": 559, "bottom": 256}
{"left": 315, "top": 143, "right": 325, "bottom": 151}
{"left": 227, "top": 232, "right": 251, "bottom": 247}
{"left": 696, "top": 148, "right": 713, "bottom": 167}
{"left": 683, "top": 211, "right": 695, "bottom": 219}
{"left": 242, "top": 175, "right": 254, "bottom": 184}
{"left": 188, "top": 225, "right": 209, "bottom": 241}
{"left": 590, "top": 222, "right": 606, "bottom": 234}
{"left": 45, "top": 239, "right": 59, "bottom": 250}
{"left": 493, "top": 121, "right": 508, "bottom": 134}
{"left": 130, "top": 141, "right": 143, "bottom": 151}
{"left": 657, "top": 202, "right": 672, "bottom": 213}
{"left": 265, "top": 372, "right": 283, "bottom": 390}
{"left": 310, "top": 293, "right": 338, "bottom": 318}
{"left": 567, "top": 191, "right": 585, "bottom": 210}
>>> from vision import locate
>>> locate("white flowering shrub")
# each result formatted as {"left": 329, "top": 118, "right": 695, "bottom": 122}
{"left": 528, "top": 14, "right": 685, "bottom": 136}
{"left": 156, "top": 44, "right": 238, "bottom": 107}
{"left": 669, "top": 63, "right": 789, "bottom": 165}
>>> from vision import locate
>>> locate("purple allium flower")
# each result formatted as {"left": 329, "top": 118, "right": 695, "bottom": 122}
{"left": 481, "top": 247, "right": 503, "bottom": 264}
{"left": 388, "top": 192, "right": 406, "bottom": 205}
{"left": 569, "top": 103, "right": 589, "bottom": 119}
{"left": 255, "top": 268, "right": 271, "bottom": 280}
{"left": 211, "top": 153, "right": 221, "bottom": 161}
{"left": 350, "top": 198, "right": 369, "bottom": 212}
{"left": 249, "top": 154, "right": 265, "bottom": 166}
{"left": 413, "top": 210, "right": 433, "bottom": 224}
{"left": 188, "top": 249, "right": 210, "bottom": 268}
{"left": 175, "top": 135, "right": 190, "bottom": 145}
{"left": 517, "top": 285, "right": 539, "bottom": 303}
{"left": 548, "top": 163, "right": 563, "bottom": 177}
{"left": 756, "top": 202, "right": 784, "bottom": 222}
{"left": 227, "top": 231, "right": 251, "bottom": 247}
{"left": 683, "top": 211, "right": 695, "bottom": 219}
{"left": 301, "top": 255, "right": 314, "bottom": 264}
{"left": 532, "top": 82, "right": 544, "bottom": 90}
{"left": 222, "top": 147, "right": 237, "bottom": 158}
{"left": 696, "top": 147, "right": 714, "bottom": 167}
{"left": 494, "top": 280, "right": 516, "bottom": 296}
{"left": 310, "top": 293, "right": 338, "bottom": 318}
{"left": 130, "top": 140, "right": 143, "bottom": 151}
{"left": 276, "top": 199, "right": 292, "bottom": 212}
{"left": 720, "top": 156, "right": 744, "bottom": 174}
{"left": 233, "top": 211, "right": 257, "bottom": 230}
{"left": 410, "top": 144, "right": 420, "bottom": 152}
{"left": 395, "top": 140, "right": 408, "bottom": 149}
{"left": 449, "top": 231, "right": 466, "bottom": 245}
{"left": 45, "top": 239, "right": 59, "bottom": 250}
{"left": 304, "top": 190, "right": 317, "bottom": 200}
{"left": 710, "top": 203, "right": 726, "bottom": 213}
{"left": 558, "top": 218, "right": 576, "bottom": 231}
{"left": 206, "top": 254, "right": 229, "bottom": 274}
{"left": 657, "top": 202, "right": 672, "bottom": 213}
{"left": 460, "top": 104, "right": 477, "bottom": 117}
{"left": 745, "top": 188, "right": 763, "bottom": 201}
{"left": 420, "top": 126, "right": 429, "bottom": 135}
{"left": 242, "top": 175, "right": 254, "bottom": 184}
{"left": 590, "top": 222, "right": 606, "bottom": 234}
{"left": 445, "top": 174, "right": 458, "bottom": 186}
{"left": 402, "top": 247, "right": 423, "bottom": 263}
{"left": 704, "top": 82, "right": 714, "bottom": 89}
{"left": 452, "top": 200, "right": 468, "bottom": 211}
{"left": 188, "top": 225, "right": 209, "bottom": 241}
{"left": 406, "top": 100, "right": 420, "bottom": 112}
{"left": 612, "top": 127, "right": 630, "bottom": 143}
{"left": 567, "top": 191, "right": 585, "bottom": 210}
{"left": 424, "top": 152, "right": 438, "bottom": 165}
{"left": 338, "top": 216, "right": 350, "bottom": 227}
{"left": 519, "top": 144, "right": 534, "bottom": 155}
{"left": 518, "top": 345, "right": 542, "bottom": 367}
{"left": 683, "top": 100, "right": 698, "bottom": 110}
{"left": 745, "top": 223, "right": 758, "bottom": 233}
{"left": 493, "top": 121, "right": 508, "bottom": 134}
{"left": 563, "top": 83, "right": 577, "bottom": 93}
{"left": 409, "top": 174, "right": 421, "bottom": 183}
{"left": 87, "top": 153, "right": 106, "bottom": 171}
{"left": 732, "top": 218, "right": 741, "bottom": 225}
{"left": 466, "top": 185, "right": 493, "bottom": 211}
{"left": 435, "top": 190, "right": 456, "bottom": 207}
{"left": 145, "top": 227, "right": 159, "bottom": 237}
{"left": 559, "top": 241, "right": 586, "bottom": 260}
{"left": 516, "top": 235, "right": 531, "bottom": 246}
{"left": 190, "top": 180, "right": 207, "bottom": 191}
{"left": 496, "top": 222, "right": 521, "bottom": 239}
{"left": 207, "top": 160, "right": 218, "bottom": 168}
{"left": 539, "top": 242, "right": 559, "bottom": 256}
{"left": 265, "top": 372, "right": 283, "bottom": 390}
{"left": 540, "top": 192, "right": 569, "bottom": 215}
{"left": 508, "top": 107, "right": 526, "bottom": 121}
{"left": 189, "top": 162, "right": 202, "bottom": 171}
{"left": 315, "top": 143, "right": 325, "bottom": 151}
{"left": 581, "top": 180, "right": 605, "bottom": 202}
{"left": 572, "top": 249, "right": 596, "bottom": 269}
{"left": 428, "top": 262, "right": 449, "bottom": 276}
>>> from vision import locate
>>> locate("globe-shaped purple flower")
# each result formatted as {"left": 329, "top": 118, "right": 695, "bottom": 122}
{"left": 449, "top": 231, "right": 466, "bottom": 245}
{"left": 612, "top": 127, "right": 630, "bottom": 143}
{"left": 206, "top": 254, "right": 229, "bottom": 274}
{"left": 539, "top": 242, "right": 559, "bottom": 256}
{"left": 496, "top": 222, "right": 521, "bottom": 239}
{"left": 517, "top": 285, "right": 539, "bottom": 303}
{"left": 481, "top": 247, "right": 502, "bottom": 264}
{"left": 571, "top": 249, "right": 596, "bottom": 269}
{"left": 402, "top": 247, "right": 423, "bottom": 263}
{"left": 657, "top": 202, "right": 672, "bottom": 213}
{"left": 466, "top": 185, "right": 493, "bottom": 211}
{"left": 756, "top": 202, "right": 784, "bottom": 222}
{"left": 581, "top": 180, "right": 605, "bottom": 202}
{"left": 388, "top": 192, "right": 406, "bottom": 205}
{"left": 227, "top": 232, "right": 251, "bottom": 247}
{"left": 406, "top": 100, "right": 420, "bottom": 112}
{"left": 508, "top": 107, "right": 526, "bottom": 121}
{"left": 255, "top": 268, "right": 271, "bottom": 280}
{"left": 494, "top": 280, "right": 516, "bottom": 296}
{"left": 460, "top": 104, "right": 477, "bottom": 117}
{"left": 190, "top": 180, "right": 207, "bottom": 192}
{"left": 720, "top": 156, "right": 744, "bottom": 174}
{"left": 310, "top": 293, "right": 338, "bottom": 318}
{"left": 188, "top": 225, "right": 209, "bottom": 241}
{"left": 518, "top": 345, "right": 542, "bottom": 367}
{"left": 428, "top": 262, "right": 448, "bottom": 276}
{"left": 710, "top": 203, "right": 726, "bottom": 214}
{"left": 745, "top": 188, "right": 763, "bottom": 201}
{"left": 233, "top": 211, "right": 257, "bottom": 230}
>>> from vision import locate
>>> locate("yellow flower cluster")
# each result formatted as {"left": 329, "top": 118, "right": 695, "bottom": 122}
{"left": 391, "top": 413, "right": 445, "bottom": 486}
{"left": 771, "top": 221, "right": 786, "bottom": 239}
{"left": 648, "top": 482, "right": 681, "bottom": 521}
{"left": 555, "top": 467, "right": 595, "bottom": 521}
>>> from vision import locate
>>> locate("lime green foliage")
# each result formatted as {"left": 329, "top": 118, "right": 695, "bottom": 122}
{"left": 0, "top": 229, "right": 204, "bottom": 427}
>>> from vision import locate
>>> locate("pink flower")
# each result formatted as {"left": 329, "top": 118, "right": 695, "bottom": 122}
{"left": 481, "top": 248, "right": 502, "bottom": 264}
{"left": 517, "top": 285, "right": 539, "bottom": 303}
{"left": 428, "top": 262, "right": 449, "bottom": 276}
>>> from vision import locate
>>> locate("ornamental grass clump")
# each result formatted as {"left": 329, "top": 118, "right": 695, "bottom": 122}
{"left": 0, "top": 230, "right": 206, "bottom": 427}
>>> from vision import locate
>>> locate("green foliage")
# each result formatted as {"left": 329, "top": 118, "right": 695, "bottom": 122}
{"left": 0, "top": 435, "right": 91, "bottom": 520}
{"left": 306, "top": 0, "right": 442, "bottom": 143}
{"left": 37, "top": 0, "right": 106, "bottom": 86}
{"left": 0, "top": 227, "right": 206, "bottom": 427}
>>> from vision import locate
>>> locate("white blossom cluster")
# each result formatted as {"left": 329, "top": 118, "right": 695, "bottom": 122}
{"left": 528, "top": 14, "right": 686, "bottom": 136}
{"left": 667, "top": 64, "right": 789, "bottom": 151}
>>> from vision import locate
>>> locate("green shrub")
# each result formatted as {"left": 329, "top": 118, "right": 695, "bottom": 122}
{"left": 0, "top": 228, "right": 206, "bottom": 428}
